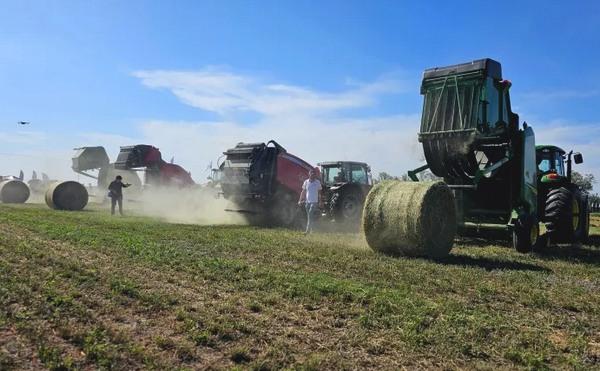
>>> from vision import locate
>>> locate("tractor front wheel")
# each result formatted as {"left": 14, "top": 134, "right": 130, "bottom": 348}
{"left": 513, "top": 214, "right": 539, "bottom": 253}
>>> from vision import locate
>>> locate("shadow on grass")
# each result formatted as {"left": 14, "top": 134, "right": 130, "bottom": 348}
{"left": 433, "top": 254, "right": 550, "bottom": 272}
{"left": 585, "top": 235, "right": 600, "bottom": 248}
{"left": 456, "top": 235, "right": 510, "bottom": 248}
{"left": 534, "top": 237, "right": 600, "bottom": 265}
{"left": 312, "top": 218, "right": 361, "bottom": 234}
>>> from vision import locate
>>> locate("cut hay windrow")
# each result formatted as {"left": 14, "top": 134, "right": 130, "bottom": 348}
{"left": 45, "top": 181, "right": 88, "bottom": 211}
{"left": 0, "top": 180, "right": 30, "bottom": 204}
{"left": 362, "top": 180, "right": 456, "bottom": 258}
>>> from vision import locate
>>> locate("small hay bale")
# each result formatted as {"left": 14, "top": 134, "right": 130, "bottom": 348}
{"left": 362, "top": 180, "right": 456, "bottom": 258}
{"left": 45, "top": 181, "right": 88, "bottom": 211}
{"left": 0, "top": 180, "right": 30, "bottom": 203}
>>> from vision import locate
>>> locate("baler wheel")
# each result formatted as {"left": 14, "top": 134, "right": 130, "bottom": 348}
{"left": 512, "top": 214, "right": 539, "bottom": 253}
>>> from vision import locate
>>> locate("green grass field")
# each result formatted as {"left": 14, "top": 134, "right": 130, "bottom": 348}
{"left": 0, "top": 204, "right": 599, "bottom": 370}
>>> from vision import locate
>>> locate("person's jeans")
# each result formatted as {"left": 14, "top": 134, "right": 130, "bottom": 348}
{"left": 111, "top": 196, "right": 123, "bottom": 216}
{"left": 305, "top": 202, "right": 318, "bottom": 233}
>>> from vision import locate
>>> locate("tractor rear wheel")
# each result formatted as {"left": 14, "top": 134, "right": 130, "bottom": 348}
{"left": 545, "top": 187, "right": 579, "bottom": 242}
{"left": 513, "top": 214, "right": 539, "bottom": 253}
{"left": 331, "top": 190, "right": 362, "bottom": 223}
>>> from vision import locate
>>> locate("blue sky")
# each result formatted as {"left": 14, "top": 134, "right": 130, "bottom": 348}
{"left": 1, "top": 0, "right": 599, "bottom": 182}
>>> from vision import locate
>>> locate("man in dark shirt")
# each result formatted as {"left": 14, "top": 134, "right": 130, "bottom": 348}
{"left": 108, "top": 175, "right": 131, "bottom": 216}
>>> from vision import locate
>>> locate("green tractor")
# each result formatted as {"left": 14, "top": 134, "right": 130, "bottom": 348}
{"left": 536, "top": 146, "right": 589, "bottom": 245}
{"left": 362, "top": 58, "right": 590, "bottom": 257}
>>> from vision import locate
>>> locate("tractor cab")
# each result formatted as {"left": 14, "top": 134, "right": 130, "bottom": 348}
{"left": 537, "top": 145, "right": 566, "bottom": 180}
{"left": 318, "top": 161, "right": 373, "bottom": 223}
{"left": 320, "top": 161, "right": 372, "bottom": 187}
{"left": 536, "top": 145, "right": 584, "bottom": 184}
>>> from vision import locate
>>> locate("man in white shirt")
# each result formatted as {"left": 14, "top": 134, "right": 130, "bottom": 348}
{"left": 298, "top": 168, "right": 322, "bottom": 234}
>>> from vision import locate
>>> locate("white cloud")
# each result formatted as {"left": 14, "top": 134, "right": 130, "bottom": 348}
{"left": 132, "top": 67, "right": 406, "bottom": 117}
{"left": 128, "top": 67, "right": 424, "bottom": 180}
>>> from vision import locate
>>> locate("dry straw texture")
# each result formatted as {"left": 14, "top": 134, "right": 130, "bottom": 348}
{"left": 45, "top": 181, "right": 89, "bottom": 211}
{"left": 362, "top": 180, "right": 456, "bottom": 258}
{"left": 0, "top": 180, "right": 30, "bottom": 203}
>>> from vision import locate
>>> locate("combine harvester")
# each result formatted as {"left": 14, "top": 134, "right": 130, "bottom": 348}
{"left": 363, "top": 58, "right": 589, "bottom": 258}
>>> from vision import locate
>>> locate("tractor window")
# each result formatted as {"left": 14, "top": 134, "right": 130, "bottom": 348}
{"left": 324, "top": 167, "right": 341, "bottom": 185}
{"left": 350, "top": 165, "right": 368, "bottom": 184}
{"left": 537, "top": 150, "right": 566, "bottom": 176}
{"left": 554, "top": 154, "right": 565, "bottom": 176}
{"left": 537, "top": 158, "right": 551, "bottom": 173}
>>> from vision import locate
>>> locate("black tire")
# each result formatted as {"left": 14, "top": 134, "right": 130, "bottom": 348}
{"left": 534, "top": 233, "right": 549, "bottom": 251}
{"left": 513, "top": 214, "right": 539, "bottom": 253}
{"left": 545, "top": 187, "right": 580, "bottom": 243}
{"left": 576, "top": 193, "right": 590, "bottom": 243}
{"left": 332, "top": 191, "right": 363, "bottom": 222}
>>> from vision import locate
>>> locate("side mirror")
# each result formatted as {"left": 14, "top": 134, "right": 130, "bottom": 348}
{"left": 574, "top": 152, "right": 583, "bottom": 164}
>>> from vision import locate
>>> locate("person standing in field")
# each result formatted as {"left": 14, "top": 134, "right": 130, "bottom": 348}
{"left": 298, "top": 168, "right": 322, "bottom": 234}
{"left": 108, "top": 175, "right": 131, "bottom": 216}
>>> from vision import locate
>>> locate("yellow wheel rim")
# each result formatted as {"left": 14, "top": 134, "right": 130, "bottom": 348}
{"left": 585, "top": 209, "right": 590, "bottom": 236}
{"left": 530, "top": 222, "right": 539, "bottom": 245}
{"left": 572, "top": 199, "right": 580, "bottom": 231}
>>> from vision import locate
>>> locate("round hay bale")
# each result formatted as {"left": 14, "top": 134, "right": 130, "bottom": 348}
{"left": 0, "top": 180, "right": 30, "bottom": 203}
{"left": 362, "top": 180, "right": 456, "bottom": 258}
{"left": 45, "top": 181, "right": 88, "bottom": 211}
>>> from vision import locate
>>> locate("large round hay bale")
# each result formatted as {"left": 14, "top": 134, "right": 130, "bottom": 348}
{"left": 362, "top": 181, "right": 456, "bottom": 258}
{"left": 0, "top": 180, "right": 30, "bottom": 203}
{"left": 45, "top": 181, "right": 88, "bottom": 211}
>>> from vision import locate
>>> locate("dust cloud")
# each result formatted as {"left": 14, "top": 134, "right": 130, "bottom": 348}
{"left": 121, "top": 186, "right": 247, "bottom": 225}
